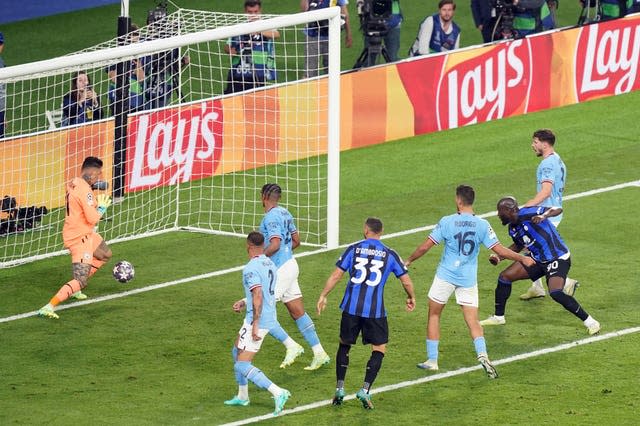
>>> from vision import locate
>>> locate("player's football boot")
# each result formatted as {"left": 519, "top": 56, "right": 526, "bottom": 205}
{"left": 273, "top": 389, "right": 291, "bottom": 416}
{"left": 304, "top": 351, "right": 330, "bottom": 371}
{"left": 586, "top": 319, "right": 601, "bottom": 335}
{"left": 223, "top": 396, "right": 250, "bottom": 406}
{"left": 519, "top": 281, "right": 546, "bottom": 300}
{"left": 332, "top": 388, "right": 345, "bottom": 406}
{"left": 416, "top": 359, "right": 439, "bottom": 371}
{"left": 477, "top": 354, "right": 499, "bottom": 379}
{"left": 563, "top": 278, "right": 580, "bottom": 297}
{"left": 479, "top": 315, "right": 506, "bottom": 326}
{"left": 70, "top": 291, "right": 88, "bottom": 300}
{"left": 37, "top": 306, "right": 59, "bottom": 320}
{"left": 279, "top": 343, "right": 304, "bottom": 369}
{"left": 356, "top": 389, "right": 374, "bottom": 410}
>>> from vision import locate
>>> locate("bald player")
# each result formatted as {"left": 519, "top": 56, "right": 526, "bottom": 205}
{"left": 37, "top": 156, "right": 112, "bottom": 319}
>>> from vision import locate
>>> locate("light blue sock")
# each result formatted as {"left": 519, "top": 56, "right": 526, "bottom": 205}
{"left": 426, "top": 339, "right": 439, "bottom": 361}
{"left": 296, "top": 313, "right": 320, "bottom": 347}
{"left": 473, "top": 336, "right": 487, "bottom": 356}
{"left": 269, "top": 323, "right": 289, "bottom": 343}
{"left": 235, "top": 361, "right": 273, "bottom": 390}
{"left": 231, "top": 347, "right": 248, "bottom": 385}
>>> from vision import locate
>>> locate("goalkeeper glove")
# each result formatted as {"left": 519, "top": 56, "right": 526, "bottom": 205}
{"left": 96, "top": 194, "right": 112, "bottom": 215}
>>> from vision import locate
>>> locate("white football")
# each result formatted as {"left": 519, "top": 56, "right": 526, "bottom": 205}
{"left": 113, "top": 260, "right": 135, "bottom": 283}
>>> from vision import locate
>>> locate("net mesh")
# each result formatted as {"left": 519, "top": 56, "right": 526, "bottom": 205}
{"left": 0, "top": 8, "right": 335, "bottom": 266}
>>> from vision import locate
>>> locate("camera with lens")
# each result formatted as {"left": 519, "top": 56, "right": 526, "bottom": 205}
{"left": 147, "top": 0, "right": 169, "bottom": 26}
{"left": 357, "top": 0, "right": 393, "bottom": 37}
{"left": 490, "top": 0, "right": 516, "bottom": 40}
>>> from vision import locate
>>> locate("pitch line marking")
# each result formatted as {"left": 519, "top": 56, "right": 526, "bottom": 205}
{"left": 220, "top": 326, "right": 640, "bottom": 425}
{"left": 0, "top": 179, "right": 638, "bottom": 325}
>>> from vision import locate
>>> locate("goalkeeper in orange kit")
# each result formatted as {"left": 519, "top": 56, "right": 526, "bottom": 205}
{"left": 37, "top": 156, "right": 113, "bottom": 319}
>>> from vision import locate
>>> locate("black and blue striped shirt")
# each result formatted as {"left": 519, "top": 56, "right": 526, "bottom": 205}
{"left": 336, "top": 239, "right": 408, "bottom": 319}
{"left": 509, "top": 206, "right": 569, "bottom": 263}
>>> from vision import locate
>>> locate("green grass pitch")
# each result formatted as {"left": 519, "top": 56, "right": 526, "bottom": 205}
{"left": 1, "top": 2, "right": 639, "bottom": 424}
{"left": 1, "top": 89, "right": 639, "bottom": 424}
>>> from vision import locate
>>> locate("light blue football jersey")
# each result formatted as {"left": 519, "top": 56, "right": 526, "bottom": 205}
{"left": 242, "top": 254, "right": 278, "bottom": 329}
{"left": 259, "top": 206, "right": 297, "bottom": 268}
{"left": 429, "top": 213, "right": 499, "bottom": 287}
{"left": 537, "top": 152, "right": 565, "bottom": 225}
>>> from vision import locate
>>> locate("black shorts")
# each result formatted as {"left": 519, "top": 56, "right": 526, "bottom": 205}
{"left": 340, "top": 311, "right": 388, "bottom": 346}
{"left": 524, "top": 256, "right": 571, "bottom": 283}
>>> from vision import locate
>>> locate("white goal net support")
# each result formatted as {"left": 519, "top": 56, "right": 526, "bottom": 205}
{"left": 0, "top": 7, "right": 341, "bottom": 267}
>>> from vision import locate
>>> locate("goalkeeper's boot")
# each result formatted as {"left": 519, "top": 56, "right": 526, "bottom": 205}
{"left": 480, "top": 315, "right": 506, "bottom": 326}
{"left": 478, "top": 354, "right": 499, "bottom": 379}
{"left": 519, "top": 280, "right": 546, "bottom": 300}
{"left": 273, "top": 389, "right": 291, "bottom": 416}
{"left": 280, "top": 343, "right": 304, "bottom": 369}
{"left": 223, "top": 396, "right": 250, "bottom": 407}
{"left": 304, "top": 351, "right": 330, "bottom": 371}
{"left": 416, "top": 359, "right": 439, "bottom": 371}
{"left": 37, "top": 305, "right": 59, "bottom": 320}
{"left": 70, "top": 291, "right": 87, "bottom": 300}
{"left": 332, "top": 388, "right": 346, "bottom": 406}
{"left": 563, "top": 278, "right": 580, "bottom": 297}
{"left": 356, "top": 388, "right": 374, "bottom": 410}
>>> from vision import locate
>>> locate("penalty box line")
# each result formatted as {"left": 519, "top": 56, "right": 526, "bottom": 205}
{"left": 221, "top": 326, "right": 640, "bottom": 425}
{"left": 1, "top": 179, "right": 638, "bottom": 325}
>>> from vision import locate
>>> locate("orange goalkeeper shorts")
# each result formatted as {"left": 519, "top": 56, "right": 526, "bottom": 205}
{"left": 67, "top": 232, "right": 103, "bottom": 264}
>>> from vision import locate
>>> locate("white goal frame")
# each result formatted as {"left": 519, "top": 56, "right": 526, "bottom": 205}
{"left": 0, "top": 7, "right": 341, "bottom": 267}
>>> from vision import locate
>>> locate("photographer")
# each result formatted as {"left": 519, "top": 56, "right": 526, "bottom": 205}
{"left": 106, "top": 24, "right": 145, "bottom": 114}
{"left": 510, "top": 0, "right": 555, "bottom": 38}
{"left": 61, "top": 71, "right": 103, "bottom": 126}
{"left": 358, "top": 0, "right": 403, "bottom": 63}
{"left": 409, "top": 0, "right": 460, "bottom": 56}
{"left": 300, "top": 0, "right": 353, "bottom": 78}
{"left": 142, "top": 3, "right": 189, "bottom": 110}
{"left": 471, "top": 0, "right": 497, "bottom": 43}
{"left": 224, "top": 0, "right": 279, "bottom": 94}
{"left": 586, "top": 0, "right": 634, "bottom": 20}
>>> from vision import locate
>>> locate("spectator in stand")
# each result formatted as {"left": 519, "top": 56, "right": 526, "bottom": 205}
{"left": 61, "top": 71, "right": 103, "bottom": 127}
{"left": 409, "top": 0, "right": 460, "bottom": 56}
{"left": 107, "top": 24, "right": 145, "bottom": 115}
{"left": 0, "top": 32, "right": 6, "bottom": 139}
{"left": 471, "top": 0, "right": 497, "bottom": 43}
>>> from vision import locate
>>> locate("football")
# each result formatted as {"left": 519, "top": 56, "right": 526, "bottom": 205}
{"left": 112, "top": 260, "right": 135, "bottom": 283}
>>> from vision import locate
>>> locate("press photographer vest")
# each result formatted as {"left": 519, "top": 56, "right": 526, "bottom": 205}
{"left": 429, "top": 14, "right": 460, "bottom": 53}
{"left": 513, "top": 2, "right": 553, "bottom": 36}
{"left": 230, "top": 34, "right": 276, "bottom": 82}
{"left": 600, "top": 0, "right": 633, "bottom": 19}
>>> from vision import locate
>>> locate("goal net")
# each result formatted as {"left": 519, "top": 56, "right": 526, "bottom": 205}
{"left": 0, "top": 7, "right": 341, "bottom": 267}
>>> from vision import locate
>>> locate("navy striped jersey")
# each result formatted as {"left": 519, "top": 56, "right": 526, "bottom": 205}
{"left": 509, "top": 206, "right": 569, "bottom": 263}
{"left": 336, "top": 238, "right": 408, "bottom": 318}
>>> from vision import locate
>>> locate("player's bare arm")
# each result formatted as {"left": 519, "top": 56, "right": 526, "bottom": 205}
{"left": 489, "top": 242, "right": 523, "bottom": 265}
{"left": 524, "top": 181, "right": 552, "bottom": 206}
{"left": 317, "top": 267, "right": 344, "bottom": 315}
{"left": 399, "top": 274, "right": 416, "bottom": 312}
{"left": 291, "top": 231, "right": 300, "bottom": 250}
{"left": 251, "top": 286, "right": 263, "bottom": 341}
{"left": 263, "top": 236, "right": 281, "bottom": 257}
{"left": 405, "top": 238, "right": 436, "bottom": 267}
{"left": 532, "top": 207, "right": 563, "bottom": 224}
{"left": 491, "top": 243, "right": 536, "bottom": 267}
{"left": 232, "top": 298, "right": 247, "bottom": 312}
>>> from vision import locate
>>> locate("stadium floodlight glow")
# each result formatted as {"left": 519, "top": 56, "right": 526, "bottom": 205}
{"left": 0, "top": 7, "right": 341, "bottom": 267}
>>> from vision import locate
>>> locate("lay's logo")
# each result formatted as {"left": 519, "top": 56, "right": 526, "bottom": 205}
{"left": 576, "top": 19, "right": 640, "bottom": 102}
{"left": 437, "top": 40, "right": 532, "bottom": 130}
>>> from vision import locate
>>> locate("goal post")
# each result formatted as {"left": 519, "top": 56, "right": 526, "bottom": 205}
{"left": 0, "top": 7, "right": 341, "bottom": 267}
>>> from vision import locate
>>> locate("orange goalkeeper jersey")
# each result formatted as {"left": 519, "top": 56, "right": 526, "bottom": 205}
{"left": 62, "top": 177, "right": 102, "bottom": 245}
